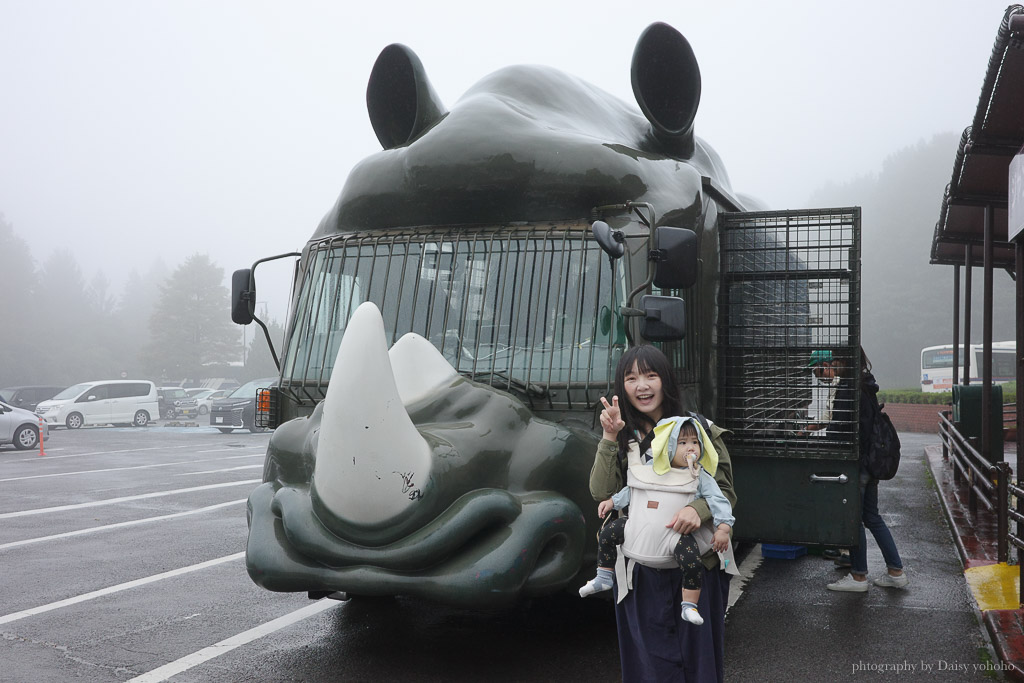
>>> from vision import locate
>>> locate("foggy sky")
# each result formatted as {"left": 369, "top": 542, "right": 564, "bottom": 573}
{"left": 0, "top": 0, "right": 1015, "bottom": 322}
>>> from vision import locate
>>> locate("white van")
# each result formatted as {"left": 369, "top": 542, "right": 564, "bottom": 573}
{"left": 35, "top": 380, "right": 159, "bottom": 429}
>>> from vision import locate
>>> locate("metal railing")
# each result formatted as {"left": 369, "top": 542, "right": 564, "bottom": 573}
{"left": 277, "top": 224, "right": 627, "bottom": 412}
{"left": 938, "top": 409, "right": 1011, "bottom": 562}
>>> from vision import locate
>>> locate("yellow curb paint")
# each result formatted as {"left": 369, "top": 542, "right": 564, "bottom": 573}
{"left": 965, "top": 563, "right": 1021, "bottom": 611}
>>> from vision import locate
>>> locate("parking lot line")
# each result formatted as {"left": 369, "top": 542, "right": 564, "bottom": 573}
{"left": 0, "top": 552, "right": 246, "bottom": 625}
{"left": 197, "top": 447, "right": 267, "bottom": 453}
{"left": 176, "top": 465, "right": 263, "bottom": 476}
{"left": 125, "top": 599, "right": 340, "bottom": 683}
{"left": 0, "top": 453, "right": 265, "bottom": 482}
{"left": 0, "top": 500, "right": 246, "bottom": 551}
{"left": 0, "top": 480, "right": 261, "bottom": 519}
{"left": 2, "top": 445, "right": 194, "bottom": 463}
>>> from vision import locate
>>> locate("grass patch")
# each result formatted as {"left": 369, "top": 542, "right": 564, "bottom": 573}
{"left": 879, "top": 382, "right": 1016, "bottom": 405}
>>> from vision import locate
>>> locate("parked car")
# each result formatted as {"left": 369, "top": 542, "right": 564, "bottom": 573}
{"left": 209, "top": 377, "right": 277, "bottom": 433}
{"left": 0, "top": 385, "right": 65, "bottom": 413}
{"left": 187, "top": 388, "right": 228, "bottom": 416}
{"left": 35, "top": 380, "right": 158, "bottom": 429}
{"left": 156, "top": 387, "right": 200, "bottom": 420}
{"left": 0, "top": 400, "right": 48, "bottom": 449}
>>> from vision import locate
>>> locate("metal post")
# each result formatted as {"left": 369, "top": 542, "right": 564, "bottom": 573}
{"left": 964, "top": 244, "right": 973, "bottom": 385}
{"left": 969, "top": 466, "right": 977, "bottom": 514}
{"left": 998, "top": 462, "right": 1009, "bottom": 563}
{"left": 1017, "top": 241, "right": 1023, "bottom": 584}
{"left": 982, "top": 206, "right": 994, "bottom": 465}
{"left": 953, "top": 265, "right": 961, "bottom": 386}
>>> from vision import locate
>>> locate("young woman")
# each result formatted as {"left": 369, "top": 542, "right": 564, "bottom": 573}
{"left": 589, "top": 344, "right": 736, "bottom": 682}
{"left": 809, "top": 348, "right": 908, "bottom": 592}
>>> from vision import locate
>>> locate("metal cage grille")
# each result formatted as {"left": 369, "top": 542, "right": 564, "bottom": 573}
{"left": 717, "top": 208, "right": 861, "bottom": 456}
{"left": 277, "top": 224, "right": 627, "bottom": 412}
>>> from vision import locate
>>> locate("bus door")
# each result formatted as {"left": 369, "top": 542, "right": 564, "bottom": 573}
{"left": 717, "top": 208, "right": 862, "bottom": 546}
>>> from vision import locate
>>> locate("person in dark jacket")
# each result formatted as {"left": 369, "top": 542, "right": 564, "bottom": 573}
{"left": 806, "top": 348, "right": 909, "bottom": 592}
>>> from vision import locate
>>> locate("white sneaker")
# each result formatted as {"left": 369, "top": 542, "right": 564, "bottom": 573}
{"left": 681, "top": 605, "right": 704, "bottom": 625}
{"left": 578, "top": 577, "right": 612, "bottom": 597}
{"left": 827, "top": 574, "right": 869, "bottom": 592}
{"left": 874, "top": 572, "right": 909, "bottom": 588}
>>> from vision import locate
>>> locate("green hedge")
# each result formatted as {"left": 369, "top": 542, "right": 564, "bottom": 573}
{"left": 879, "top": 382, "right": 1016, "bottom": 405}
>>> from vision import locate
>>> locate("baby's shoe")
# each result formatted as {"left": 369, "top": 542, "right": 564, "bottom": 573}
{"left": 681, "top": 602, "right": 704, "bottom": 625}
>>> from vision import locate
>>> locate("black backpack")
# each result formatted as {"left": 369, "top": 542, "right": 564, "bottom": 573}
{"left": 860, "top": 374, "right": 901, "bottom": 480}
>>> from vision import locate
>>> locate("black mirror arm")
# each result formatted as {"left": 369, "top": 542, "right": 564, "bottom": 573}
{"left": 622, "top": 201, "right": 658, "bottom": 310}
{"left": 247, "top": 251, "right": 301, "bottom": 372}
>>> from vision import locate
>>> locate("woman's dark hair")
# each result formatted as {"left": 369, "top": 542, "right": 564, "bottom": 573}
{"left": 612, "top": 345, "right": 684, "bottom": 454}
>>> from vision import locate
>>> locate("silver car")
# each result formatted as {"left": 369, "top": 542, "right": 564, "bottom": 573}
{"left": 0, "top": 400, "right": 48, "bottom": 450}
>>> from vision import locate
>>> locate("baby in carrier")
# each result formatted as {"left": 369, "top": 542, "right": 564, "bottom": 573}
{"left": 579, "top": 415, "right": 735, "bottom": 625}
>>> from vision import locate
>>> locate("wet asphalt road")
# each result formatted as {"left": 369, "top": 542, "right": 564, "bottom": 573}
{"left": 0, "top": 428, "right": 997, "bottom": 681}
{"left": 725, "top": 433, "right": 999, "bottom": 682}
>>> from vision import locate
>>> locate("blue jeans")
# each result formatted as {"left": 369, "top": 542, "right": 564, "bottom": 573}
{"left": 851, "top": 472, "right": 903, "bottom": 576}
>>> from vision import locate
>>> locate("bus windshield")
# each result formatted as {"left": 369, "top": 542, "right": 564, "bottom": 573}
{"left": 280, "top": 226, "right": 627, "bottom": 400}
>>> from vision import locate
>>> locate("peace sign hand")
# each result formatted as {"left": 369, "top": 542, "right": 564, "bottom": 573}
{"left": 599, "top": 396, "right": 625, "bottom": 440}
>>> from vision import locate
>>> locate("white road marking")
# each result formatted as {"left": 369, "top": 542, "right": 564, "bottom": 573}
{"left": 197, "top": 447, "right": 267, "bottom": 453}
{"left": 0, "top": 480, "right": 261, "bottom": 519}
{"left": 3, "top": 445, "right": 195, "bottom": 463}
{"left": 0, "top": 552, "right": 245, "bottom": 625}
{"left": 176, "top": 465, "right": 264, "bottom": 476}
{"left": 727, "top": 544, "right": 763, "bottom": 613}
{"left": 0, "top": 500, "right": 246, "bottom": 551}
{"left": 0, "top": 454, "right": 265, "bottom": 482}
{"left": 126, "top": 599, "right": 340, "bottom": 683}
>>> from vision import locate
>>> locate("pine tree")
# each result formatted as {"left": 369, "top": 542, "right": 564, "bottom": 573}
{"left": 144, "top": 254, "right": 240, "bottom": 382}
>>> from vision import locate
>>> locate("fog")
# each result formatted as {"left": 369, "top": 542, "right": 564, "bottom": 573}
{"left": 0, "top": 0, "right": 1013, "bottom": 327}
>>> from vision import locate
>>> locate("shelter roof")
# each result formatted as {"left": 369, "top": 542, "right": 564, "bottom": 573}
{"left": 930, "top": 5, "right": 1024, "bottom": 269}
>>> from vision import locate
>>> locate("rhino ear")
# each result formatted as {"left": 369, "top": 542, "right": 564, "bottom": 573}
{"left": 367, "top": 44, "right": 447, "bottom": 150}
{"left": 631, "top": 22, "right": 701, "bottom": 159}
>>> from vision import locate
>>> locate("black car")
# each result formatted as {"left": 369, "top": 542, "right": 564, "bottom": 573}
{"left": 0, "top": 385, "right": 65, "bottom": 413}
{"left": 156, "top": 387, "right": 200, "bottom": 420}
{"left": 209, "top": 377, "right": 276, "bottom": 433}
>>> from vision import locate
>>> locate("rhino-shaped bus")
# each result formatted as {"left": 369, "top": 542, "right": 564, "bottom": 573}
{"left": 237, "top": 22, "right": 863, "bottom": 607}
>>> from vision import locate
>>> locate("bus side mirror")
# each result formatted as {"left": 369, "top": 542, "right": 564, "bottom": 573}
{"left": 652, "top": 226, "right": 698, "bottom": 289}
{"left": 231, "top": 268, "right": 255, "bottom": 325}
{"left": 640, "top": 295, "right": 686, "bottom": 341}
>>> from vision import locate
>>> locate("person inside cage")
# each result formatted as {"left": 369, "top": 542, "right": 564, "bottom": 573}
{"left": 580, "top": 413, "right": 736, "bottom": 627}
{"left": 797, "top": 349, "right": 856, "bottom": 440}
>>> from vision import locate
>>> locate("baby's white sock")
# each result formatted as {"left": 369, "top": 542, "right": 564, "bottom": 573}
{"left": 681, "top": 601, "right": 704, "bottom": 625}
{"left": 579, "top": 567, "right": 614, "bottom": 597}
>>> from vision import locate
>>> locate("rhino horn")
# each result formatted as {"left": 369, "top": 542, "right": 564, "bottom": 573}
{"left": 389, "top": 332, "right": 458, "bottom": 406}
{"left": 313, "top": 302, "right": 432, "bottom": 530}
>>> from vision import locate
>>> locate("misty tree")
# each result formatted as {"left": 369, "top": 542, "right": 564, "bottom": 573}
{"left": 116, "top": 261, "right": 170, "bottom": 378}
{"left": 86, "top": 272, "right": 116, "bottom": 316}
{"left": 807, "top": 132, "right": 1017, "bottom": 389}
{"left": 144, "top": 254, "right": 240, "bottom": 381}
{"left": 35, "top": 250, "right": 136, "bottom": 383}
{"left": 0, "top": 214, "right": 39, "bottom": 385}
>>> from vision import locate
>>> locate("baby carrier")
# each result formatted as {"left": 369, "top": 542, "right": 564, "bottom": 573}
{"left": 614, "top": 417, "right": 740, "bottom": 602}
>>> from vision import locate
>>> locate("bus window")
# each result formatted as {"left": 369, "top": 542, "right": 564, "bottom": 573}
{"left": 921, "top": 342, "right": 1016, "bottom": 392}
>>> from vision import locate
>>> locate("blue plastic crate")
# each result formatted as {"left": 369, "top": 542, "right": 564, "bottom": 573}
{"left": 761, "top": 543, "right": 807, "bottom": 559}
